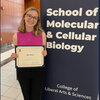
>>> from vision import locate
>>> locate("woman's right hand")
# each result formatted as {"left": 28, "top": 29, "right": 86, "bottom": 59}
{"left": 11, "top": 53, "right": 18, "bottom": 59}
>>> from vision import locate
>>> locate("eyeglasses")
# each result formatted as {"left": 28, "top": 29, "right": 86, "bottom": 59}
{"left": 25, "top": 14, "right": 38, "bottom": 20}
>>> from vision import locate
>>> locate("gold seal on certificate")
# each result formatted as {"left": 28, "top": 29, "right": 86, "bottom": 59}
{"left": 16, "top": 46, "right": 44, "bottom": 67}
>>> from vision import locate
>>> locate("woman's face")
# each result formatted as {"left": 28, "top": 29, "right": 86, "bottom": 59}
{"left": 24, "top": 10, "right": 38, "bottom": 27}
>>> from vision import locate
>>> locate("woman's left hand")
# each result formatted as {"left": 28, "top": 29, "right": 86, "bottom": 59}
{"left": 42, "top": 50, "right": 47, "bottom": 56}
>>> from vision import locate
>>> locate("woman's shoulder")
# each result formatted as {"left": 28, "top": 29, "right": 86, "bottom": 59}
{"left": 13, "top": 32, "right": 17, "bottom": 37}
{"left": 41, "top": 30, "right": 46, "bottom": 36}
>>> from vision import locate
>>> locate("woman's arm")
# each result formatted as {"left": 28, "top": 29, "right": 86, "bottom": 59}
{"left": 13, "top": 33, "right": 17, "bottom": 45}
{"left": 42, "top": 31, "right": 46, "bottom": 49}
{"left": 42, "top": 31, "right": 47, "bottom": 56}
{"left": 11, "top": 33, "right": 18, "bottom": 59}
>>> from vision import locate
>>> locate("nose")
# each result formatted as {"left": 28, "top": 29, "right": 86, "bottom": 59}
{"left": 30, "top": 17, "right": 34, "bottom": 21}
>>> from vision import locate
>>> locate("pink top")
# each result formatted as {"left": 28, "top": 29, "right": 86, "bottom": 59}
{"left": 17, "top": 32, "right": 42, "bottom": 45}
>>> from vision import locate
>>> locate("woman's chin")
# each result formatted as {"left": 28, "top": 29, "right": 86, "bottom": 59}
{"left": 27, "top": 24, "right": 35, "bottom": 27}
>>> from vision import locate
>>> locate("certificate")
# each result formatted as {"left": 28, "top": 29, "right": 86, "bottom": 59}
{"left": 15, "top": 46, "right": 44, "bottom": 67}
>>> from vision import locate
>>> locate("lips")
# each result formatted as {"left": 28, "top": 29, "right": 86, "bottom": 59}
{"left": 26, "top": 20, "right": 35, "bottom": 26}
{"left": 27, "top": 20, "right": 34, "bottom": 24}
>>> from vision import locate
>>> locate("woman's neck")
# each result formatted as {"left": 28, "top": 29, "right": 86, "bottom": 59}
{"left": 26, "top": 26, "right": 34, "bottom": 32}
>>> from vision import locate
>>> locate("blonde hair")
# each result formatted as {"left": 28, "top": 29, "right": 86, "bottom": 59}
{"left": 18, "top": 7, "right": 43, "bottom": 36}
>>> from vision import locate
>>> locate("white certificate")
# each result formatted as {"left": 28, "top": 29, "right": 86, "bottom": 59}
{"left": 16, "top": 46, "right": 44, "bottom": 67}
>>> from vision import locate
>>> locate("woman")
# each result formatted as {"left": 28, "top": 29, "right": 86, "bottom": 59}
{"left": 11, "top": 7, "right": 47, "bottom": 100}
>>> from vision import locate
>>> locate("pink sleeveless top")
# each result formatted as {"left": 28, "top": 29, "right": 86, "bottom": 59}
{"left": 17, "top": 32, "right": 42, "bottom": 45}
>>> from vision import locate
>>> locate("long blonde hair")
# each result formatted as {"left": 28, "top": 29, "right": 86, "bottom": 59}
{"left": 18, "top": 7, "right": 43, "bottom": 36}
